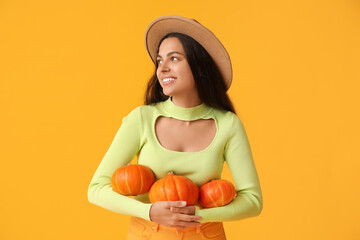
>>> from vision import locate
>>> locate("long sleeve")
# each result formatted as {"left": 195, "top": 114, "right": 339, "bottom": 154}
{"left": 195, "top": 115, "right": 263, "bottom": 222}
{"left": 87, "top": 107, "right": 152, "bottom": 221}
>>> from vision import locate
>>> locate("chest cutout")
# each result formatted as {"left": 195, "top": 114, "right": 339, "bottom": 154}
{"left": 155, "top": 116, "right": 217, "bottom": 152}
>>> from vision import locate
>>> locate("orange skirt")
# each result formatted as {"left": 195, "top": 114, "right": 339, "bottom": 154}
{"left": 127, "top": 216, "right": 226, "bottom": 240}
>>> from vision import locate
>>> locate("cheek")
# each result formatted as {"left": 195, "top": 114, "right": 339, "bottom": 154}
{"left": 156, "top": 68, "right": 160, "bottom": 79}
{"left": 184, "top": 66, "right": 195, "bottom": 84}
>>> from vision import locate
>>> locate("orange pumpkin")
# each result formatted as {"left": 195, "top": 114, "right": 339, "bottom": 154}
{"left": 149, "top": 172, "right": 199, "bottom": 205}
{"left": 198, "top": 179, "right": 236, "bottom": 208}
{"left": 111, "top": 164, "right": 155, "bottom": 196}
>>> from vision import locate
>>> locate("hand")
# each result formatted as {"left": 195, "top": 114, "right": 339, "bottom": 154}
{"left": 149, "top": 201, "right": 202, "bottom": 229}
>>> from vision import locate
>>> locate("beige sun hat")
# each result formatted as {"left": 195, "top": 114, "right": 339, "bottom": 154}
{"left": 144, "top": 15, "right": 232, "bottom": 90}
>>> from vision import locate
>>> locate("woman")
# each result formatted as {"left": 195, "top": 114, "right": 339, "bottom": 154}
{"left": 88, "top": 15, "right": 263, "bottom": 240}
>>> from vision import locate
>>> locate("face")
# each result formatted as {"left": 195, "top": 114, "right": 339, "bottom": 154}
{"left": 156, "top": 37, "right": 197, "bottom": 98}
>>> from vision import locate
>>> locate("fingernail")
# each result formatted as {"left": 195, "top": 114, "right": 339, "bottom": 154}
{"left": 181, "top": 201, "right": 186, "bottom": 206}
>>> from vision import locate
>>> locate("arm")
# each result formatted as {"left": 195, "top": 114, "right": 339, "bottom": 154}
{"left": 87, "top": 107, "right": 152, "bottom": 221}
{"left": 195, "top": 114, "right": 263, "bottom": 222}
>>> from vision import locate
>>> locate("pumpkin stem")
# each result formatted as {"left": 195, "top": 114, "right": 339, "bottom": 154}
{"left": 168, "top": 171, "right": 174, "bottom": 174}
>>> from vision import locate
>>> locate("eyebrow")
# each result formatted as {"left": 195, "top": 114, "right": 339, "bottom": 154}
{"left": 157, "top": 51, "right": 184, "bottom": 58}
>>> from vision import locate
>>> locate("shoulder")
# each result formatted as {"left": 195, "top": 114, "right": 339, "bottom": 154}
{"left": 212, "top": 109, "right": 247, "bottom": 140}
{"left": 227, "top": 111, "right": 243, "bottom": 126}
{"left": 123, "top": 102, "right": 160, "bottom": 121}
{"left": 212, "top": 108, "right": 243, "bottom": 126}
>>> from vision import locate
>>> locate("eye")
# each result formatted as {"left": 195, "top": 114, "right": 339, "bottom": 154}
{"left": 171, "top": 56, "right": 179, "bottom": 61}
{"left": 156, "top": 59, "right": 163, "bottom": 64}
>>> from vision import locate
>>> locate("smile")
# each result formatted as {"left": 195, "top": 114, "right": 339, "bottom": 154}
{"left": 162, "top": 77, "right": 176, "bottom": 84}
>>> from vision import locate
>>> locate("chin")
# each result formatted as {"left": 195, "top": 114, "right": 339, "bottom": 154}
{"left": 162, "top": 90, "right": 174, "bottom": 97}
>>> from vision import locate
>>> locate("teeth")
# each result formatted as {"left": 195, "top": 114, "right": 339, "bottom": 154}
{"left": 163, "top": 77, "right": 176, "bottom": 82}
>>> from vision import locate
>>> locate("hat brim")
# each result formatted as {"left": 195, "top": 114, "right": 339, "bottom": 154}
{"left": 144, "top": 15, "right": 232, "bottom": 90}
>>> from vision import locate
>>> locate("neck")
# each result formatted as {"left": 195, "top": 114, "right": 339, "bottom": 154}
{"left": 160, "top": 96, "right": 212, "bottom": 121}
{"left": 170, "top": 96, "right": 202, "bottom": 108}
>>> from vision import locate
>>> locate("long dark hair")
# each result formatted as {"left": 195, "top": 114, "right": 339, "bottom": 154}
{"left": 144, "top": 32, "right": 236, "bottom": 114}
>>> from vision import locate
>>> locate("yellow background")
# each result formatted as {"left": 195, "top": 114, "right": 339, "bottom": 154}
{"left": 1, "top": 0, "right": 359, "bottom": 239}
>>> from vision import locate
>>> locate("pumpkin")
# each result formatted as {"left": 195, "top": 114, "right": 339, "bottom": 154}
{"left": 149, "top": 172, "right": 199, "bottom": 205}
{"left": 111, "top": 163, "right": 155, "bottom": 196}
{"left": 198, "top": 179, "right": 236, "bottom": 208}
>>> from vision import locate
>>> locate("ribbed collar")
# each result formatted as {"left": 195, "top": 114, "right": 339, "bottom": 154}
{"left": 160, "top": 97, "right": 213, "bottom": 121}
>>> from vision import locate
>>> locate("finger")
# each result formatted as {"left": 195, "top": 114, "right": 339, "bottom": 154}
{"left": 178, "top": 214, "right": 202, "bottom": 222}
{"left": 170, "top": 206, "right": 195, "bottom": 215}
{"left": 166, "top": 201, "right": 187, "bottom": 208}
{"left": 175, "top": 220, "right": 202, "bottom": 228}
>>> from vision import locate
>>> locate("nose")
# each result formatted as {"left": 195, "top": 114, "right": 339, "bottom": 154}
{"left": 158, "top": 60, "right": 170, "bottom": 73}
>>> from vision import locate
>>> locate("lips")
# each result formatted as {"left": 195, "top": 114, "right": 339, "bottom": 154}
{"left": 162, "top": 77, "right": 176, "bottom": 84}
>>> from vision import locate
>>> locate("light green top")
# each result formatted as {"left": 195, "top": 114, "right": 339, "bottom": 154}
{"left": 87, "top": 97, "right": 263, "bottom": 223}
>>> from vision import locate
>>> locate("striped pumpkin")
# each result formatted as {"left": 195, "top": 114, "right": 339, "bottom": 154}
{"left": 149, "top": 172, "right": 199, "bottom": 206}
{"left": 111, "top": 164, "right": 155, "bottom": 196}
{"left": 198, "top": 179, "right": 236, "bottom": 208}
